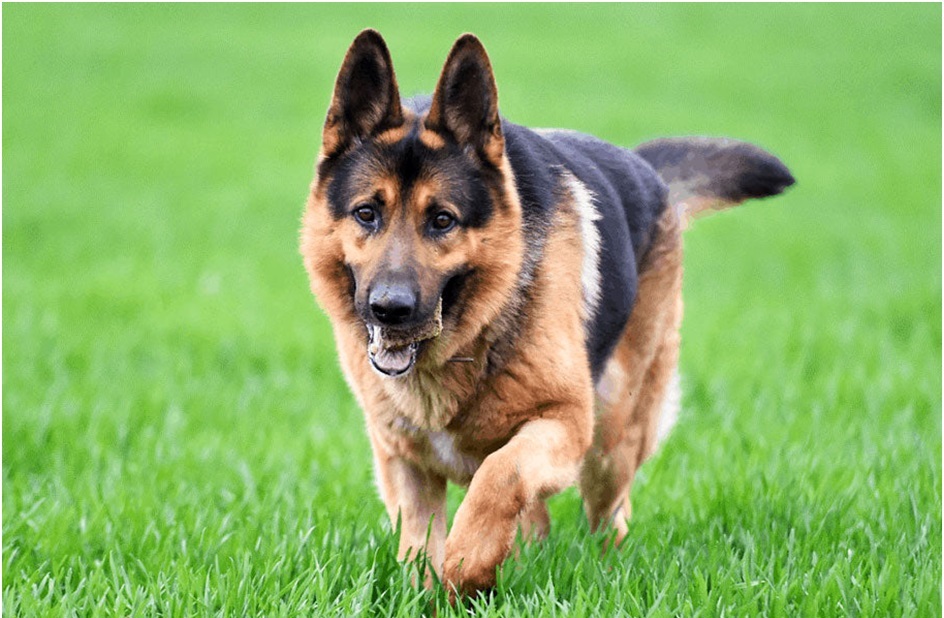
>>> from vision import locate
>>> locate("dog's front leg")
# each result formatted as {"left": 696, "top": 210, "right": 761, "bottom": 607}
{"left": 370, "top": 430, "right": 447, "bottom": 584}
{"left": 443, "top": 416, "right": 591, "bottom": 598}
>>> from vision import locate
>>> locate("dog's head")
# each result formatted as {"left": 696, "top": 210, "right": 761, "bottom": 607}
{"left": 302, "top": 30, "right": 524, "bottom": 378}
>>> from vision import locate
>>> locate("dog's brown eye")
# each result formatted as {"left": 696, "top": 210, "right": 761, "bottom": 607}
{"left": 354, "top": 206, "right": 377, "bottom": 226}
{"left": 431, "top": 211, "right": 456, "bottom": 232}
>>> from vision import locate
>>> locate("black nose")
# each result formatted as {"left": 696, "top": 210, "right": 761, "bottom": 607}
{"left": 369, "top": 283, "right": 417, "bottom": 325}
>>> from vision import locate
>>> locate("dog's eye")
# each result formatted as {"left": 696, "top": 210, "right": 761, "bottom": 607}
{"left": 353, "top": 206, "right": 378, "bottom": 227}
{"left": 430, "top": 211, "right": 457, "bottom": 233}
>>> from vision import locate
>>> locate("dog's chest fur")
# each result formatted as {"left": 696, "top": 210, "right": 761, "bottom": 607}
{"left": 393, "top": 416, "right": 483, "bottom": 483}
{"left": 382, "top": 361, "right": 529, "bottom": 484}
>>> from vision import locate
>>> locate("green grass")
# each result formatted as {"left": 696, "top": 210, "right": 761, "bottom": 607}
{"left": 3, "top": 4, "right": 940, "bottom": 616}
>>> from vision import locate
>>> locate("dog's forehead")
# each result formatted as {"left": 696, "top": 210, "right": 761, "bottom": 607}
{"left": 326, "top": 128, "right": 494, "bottom": 226}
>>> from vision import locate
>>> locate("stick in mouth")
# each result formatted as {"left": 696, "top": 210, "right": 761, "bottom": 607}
{"left": 367, "top": 299, "right": 443, "bottom": 377}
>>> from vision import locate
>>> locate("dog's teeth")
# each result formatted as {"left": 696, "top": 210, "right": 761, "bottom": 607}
{"left": 367, "top": 325, "right": 381, "bottom": 355}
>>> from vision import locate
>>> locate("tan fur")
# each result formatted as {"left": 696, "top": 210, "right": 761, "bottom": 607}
{"left": 374, "top": 123, "right": 411, "bottom": 146}
{"left": 579, "top": 206, "right": 683, "bottom": 544}
{"left": 419, "top": 129, "right": 446, "bottom": 150}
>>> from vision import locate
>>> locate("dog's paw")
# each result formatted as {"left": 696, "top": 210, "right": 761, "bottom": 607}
{"left": 442, "top": 554, "right": 495, "bottom": 603}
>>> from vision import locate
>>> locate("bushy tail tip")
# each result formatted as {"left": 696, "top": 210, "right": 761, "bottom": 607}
{"left": 635, "top": 137, "right": 795, "bottom": 222}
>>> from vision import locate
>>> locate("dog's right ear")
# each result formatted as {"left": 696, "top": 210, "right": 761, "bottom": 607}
{"left": 322, "top": 29, "right": 403, "bottom": 156}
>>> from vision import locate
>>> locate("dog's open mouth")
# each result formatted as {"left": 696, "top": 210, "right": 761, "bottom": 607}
{"left": 367, "top": 326, "right": 420, "bottom": 377}
{"left": 366, "top": 300, "right": 443, "bottom": 377}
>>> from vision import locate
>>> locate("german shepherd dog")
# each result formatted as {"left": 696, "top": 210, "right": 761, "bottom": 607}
{"left": 301, "top": 30, "right": 794, "bottom": 598}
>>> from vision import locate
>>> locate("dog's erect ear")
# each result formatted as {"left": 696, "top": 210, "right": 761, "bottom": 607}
{"left": 322, "top": 29, "right": 403, "bottom": 156}
{"left": 426, "top": 34, "right": 503, "bottom": 164}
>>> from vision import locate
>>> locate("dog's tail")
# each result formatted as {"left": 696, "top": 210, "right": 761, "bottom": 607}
{"left": 635, "top": 137, "right": 795, "bottom": 225}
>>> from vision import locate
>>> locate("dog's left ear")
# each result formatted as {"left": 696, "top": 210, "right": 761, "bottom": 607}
{"left": 322, "top": 29, "right": 403, "bottom": 156}
{"left": 426, "top": 34, "right": 504, "bottom": 165}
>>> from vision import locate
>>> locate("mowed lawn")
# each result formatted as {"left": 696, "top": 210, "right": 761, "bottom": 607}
{"left": 3, "top": 4, "right": 940, "bottom": 616}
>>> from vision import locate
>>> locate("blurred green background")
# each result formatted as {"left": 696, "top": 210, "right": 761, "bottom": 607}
{"left": 3, "top": 4, "right": 940, "bottom": 616}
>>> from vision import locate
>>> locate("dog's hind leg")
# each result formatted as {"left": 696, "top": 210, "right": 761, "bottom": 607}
{"left": 582, "top": 335, "right": 681, "bottom": 544}
{"left": 579, "top": 207, "right": 683, "bottom": 545}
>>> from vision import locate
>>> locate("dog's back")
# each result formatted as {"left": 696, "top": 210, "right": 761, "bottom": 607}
{"left": 504, "top": 125, "right": 794, "bottom": 380}
{"left": 502, "top": 124, "right": 668, "bottom": 377}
